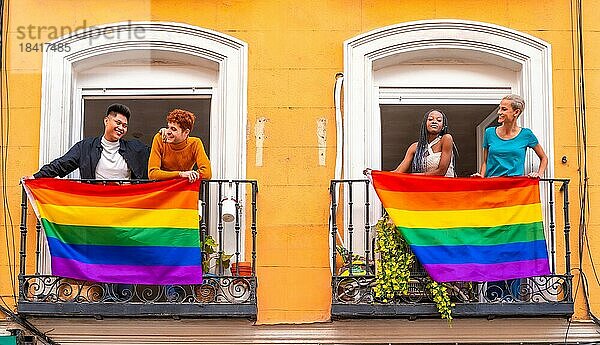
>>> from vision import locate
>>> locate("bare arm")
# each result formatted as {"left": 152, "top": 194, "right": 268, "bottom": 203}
{"left": 392, "top": 142, "right": 417, "bottom": 173}
{"left": 424, "top": 134, "right": 453, "bottom": 176}
{"left": 528, "top": 144, "right": 548, "bottom": 178}
{"left": 473, "top": 148, "right": 488, "bottom": 177}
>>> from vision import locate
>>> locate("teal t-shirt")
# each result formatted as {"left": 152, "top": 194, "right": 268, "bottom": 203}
{"left": 483, "top": 127, "right": 539, "bottom": 177}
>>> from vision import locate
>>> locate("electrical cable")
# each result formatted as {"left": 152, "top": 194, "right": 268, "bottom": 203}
{"left": 565, "top": 268, "right": 600, "bottom": 343}
{"left": 0, "top": 0, "right": 21, "bottom": 318}
{"left": 329, "top": 73, "right": 344, "bottom": 277}
{"left": 0, "top": 0, "right": 18, "bottom": 307}
{"left": 0, "top": 6, "right": 69, "bottom": 343}
{"left": 574, "top": 0, "right": 600, "bottom": 327}
{"left": 332, "top": 72, "right": 344, "bottom": 246}
{"left": 5, "top": 0, "right": 18, "bottom": 306}
{"left": 564, "top": 0, "right": 596, "bottom": 342}
{"left": 565, "top": 265, "right": 582, "bottom": 344}
{"left": 570, "top": 0, "right": 600, "bottom": 331}
{"left": 0, "top": 303, "right": 58, "bottom": 345}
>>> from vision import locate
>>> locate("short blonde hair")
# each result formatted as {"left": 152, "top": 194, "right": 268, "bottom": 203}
{"left": 502, "top": 94, "right": 525, "bottom": 115}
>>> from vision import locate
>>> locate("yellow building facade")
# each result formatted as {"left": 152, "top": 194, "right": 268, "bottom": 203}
{"left": 1, "top": 0, "right": 599, "bottom": 343}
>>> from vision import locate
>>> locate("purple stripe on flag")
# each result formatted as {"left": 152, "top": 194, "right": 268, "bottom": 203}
{"left": 52, "top": 257, "right": 203, "bottom": 285}
{"left": 423, "top": 259, "right": 551, "bottom": 282}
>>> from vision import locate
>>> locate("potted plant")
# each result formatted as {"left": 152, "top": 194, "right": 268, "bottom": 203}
{"left": 336, "top": 244, "right": 368, "bottom": 276}
{"left": 202, "top": 234, "right": 233, "bottom": 275}
{"left": 230, "top": 261, "right": 252, "bottom": 276}
{"left": 194, "top": 235, "right": 233, "bottom": 302}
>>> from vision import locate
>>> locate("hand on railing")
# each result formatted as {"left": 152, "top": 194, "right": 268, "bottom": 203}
{"left": 179, "top": 170, "right": 199, "bottom": 183}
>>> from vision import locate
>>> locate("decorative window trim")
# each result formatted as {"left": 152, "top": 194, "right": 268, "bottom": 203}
{"left": 40, "top": 21, "right": 248, "bottom": 180}
{"left": 343, "top": 19, "right": 553, "bottom": 179}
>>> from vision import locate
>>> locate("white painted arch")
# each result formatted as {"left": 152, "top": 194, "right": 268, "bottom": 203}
{"left": 343, "top": 19, "right": 553, "bottom": 179}
{"left": 40, "top": 21, "right": 248, "bottom": 179}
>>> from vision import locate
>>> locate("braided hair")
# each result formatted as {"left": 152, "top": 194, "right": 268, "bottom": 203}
{"left": 410, "top": 109, "right": 452, "bottom": 173}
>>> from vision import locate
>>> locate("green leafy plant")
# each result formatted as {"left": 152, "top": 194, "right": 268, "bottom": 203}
{"left": 426, "top": 279, "right": 454, "bottom": 321}
{"left": 373, "top": 216, "right": 413, "bottom": 301}
{"left": 373, "top": 215, "right": 454, "bottom": 320}
{"left": 202, "top": 234, "right": 233, "bottom": 274}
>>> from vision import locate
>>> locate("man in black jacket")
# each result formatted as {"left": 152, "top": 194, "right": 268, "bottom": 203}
{"left": 27, "top": 103, "right": 149, "bottom": 180}
{"left": 24, "top": 103, "right": 148, "bottom": 301}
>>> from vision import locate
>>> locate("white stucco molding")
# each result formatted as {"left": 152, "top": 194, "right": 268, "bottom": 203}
{"left": 343, "top": 19, "right": 553, "bottom": 178}
{"left": 40, "top": 21, "right": 248, "bottom": 179}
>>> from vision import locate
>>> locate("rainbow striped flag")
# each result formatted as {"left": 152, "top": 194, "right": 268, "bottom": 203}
{"left": 23, "top": 178, "right": 202, "bottom": 285}
{"left": 371, "top": 171, "right": 550, "bottom": 282}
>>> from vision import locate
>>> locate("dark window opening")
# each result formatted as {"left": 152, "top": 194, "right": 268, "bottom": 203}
{"left": 83, "top": 97, "right": 211, "bottom": 154}
{"left": 380, "top": 104, "right": 498, "bottom": 176}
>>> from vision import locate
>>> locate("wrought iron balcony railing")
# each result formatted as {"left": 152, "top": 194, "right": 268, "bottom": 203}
{"left": 18, "top": 179, "right": 258, "bottom": 318}
{"left": 330, "top": 178, "right": 574, "bottom": 318}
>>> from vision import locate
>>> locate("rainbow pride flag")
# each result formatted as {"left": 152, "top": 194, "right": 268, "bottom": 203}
{"left": 371, "top": 171, "right": 550, "bottom": 282}
{"left": 23, "top": 178, "right": 202, "bottom": 285}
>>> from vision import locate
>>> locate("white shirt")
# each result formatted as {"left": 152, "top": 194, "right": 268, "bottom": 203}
{"left": 95, "top": 137, "right": 131, "bottom": 180}
{"left": 425, "top": 136, "right": 455, "bottom": 177}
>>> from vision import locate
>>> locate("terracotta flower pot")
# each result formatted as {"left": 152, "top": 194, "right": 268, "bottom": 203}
{"left": 230, "top": 262, "right": 252, "bottom": 276}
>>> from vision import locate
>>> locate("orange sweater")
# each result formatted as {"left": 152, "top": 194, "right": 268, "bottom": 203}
{"left": 148, "top": 133, "right": 212, "bottom": 180}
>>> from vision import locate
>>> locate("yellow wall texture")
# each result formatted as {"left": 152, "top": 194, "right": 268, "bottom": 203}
{"left": 1, "top": 0, "right": 599, "bottom": 324}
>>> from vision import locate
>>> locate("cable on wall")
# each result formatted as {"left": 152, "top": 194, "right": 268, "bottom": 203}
{"left": 567, "top": 2, "right": 600, "bottom": 340}
{"left": 0, "top": 0, "right": 18, "bottom": 309}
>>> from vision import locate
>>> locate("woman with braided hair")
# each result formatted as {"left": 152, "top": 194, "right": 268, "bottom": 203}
{"left": 392, "top": 109, "right": 457, "bottom": 176}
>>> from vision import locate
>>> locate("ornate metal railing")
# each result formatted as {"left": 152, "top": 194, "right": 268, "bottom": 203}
{"left": 18, "top": 179, "right": 258, "bottom": 318}
{"left": 330, "top": 178, "right": 574, "bottom": 318}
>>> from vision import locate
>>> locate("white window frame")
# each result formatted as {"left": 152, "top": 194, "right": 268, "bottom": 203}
{"left": 343, "top": 19, "right": 553, "bottom": 180}
{"left": 38, "top": 22, "right": 248, "bottom": 273}
{"left": 40, "top": 21, "right": 248, "bottom": 180}
{"left": 341, "top": 20, "right": 555, "bottom": 274}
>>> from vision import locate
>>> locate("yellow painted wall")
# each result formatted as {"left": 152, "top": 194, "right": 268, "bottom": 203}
{"left": 1, "top": 0, "right": 598, "bottom": 324}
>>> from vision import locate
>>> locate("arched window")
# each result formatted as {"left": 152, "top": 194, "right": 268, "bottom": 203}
{"left": 343, "top": 19, "right": 553, "bottom": 179}
{"left": 342, "top": 19, "right": 554, "bottom": 260}
{"left": 40, "top": 22, "right": 248, "bottom": 180}
{"left": 38, "top": 22, "right": 248, "bottom": 271}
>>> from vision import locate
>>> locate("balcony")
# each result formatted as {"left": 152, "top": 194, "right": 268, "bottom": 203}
{"left": 18, "top": 179, "right": 258, "bottom": 318}
{"left": 330, "top": 178, "right": 574, "bottom": 318}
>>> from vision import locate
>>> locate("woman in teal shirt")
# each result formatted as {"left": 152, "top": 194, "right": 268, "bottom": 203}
{"left": 474, "top": 94, "right": 548, "bottom": 301}
{"left": 475, "top": 94, "right": 548, "bottom": 178}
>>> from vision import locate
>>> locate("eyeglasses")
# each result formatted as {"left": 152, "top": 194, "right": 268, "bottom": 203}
{"left": 111, "top": 117, "right": 128, "bottom": 129}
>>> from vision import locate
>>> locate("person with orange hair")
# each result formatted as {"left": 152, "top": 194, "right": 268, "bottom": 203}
{"left": 148, "top": 109, "right": 212, "bottom": 182}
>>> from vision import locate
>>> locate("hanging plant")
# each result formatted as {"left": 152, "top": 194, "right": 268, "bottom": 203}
{"left": 373, "top": 215, "right": 454, "bottom": 320}
{"left": 372, "top": 216, "right": 413, "bottom": 301}
{"left": 426, "top": 279, "right": 454, "bottom": 321}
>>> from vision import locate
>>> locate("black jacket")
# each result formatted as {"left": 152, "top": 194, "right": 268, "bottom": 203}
{"left": 33, "top": 136, "right": 150, "bottom": 179}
